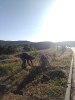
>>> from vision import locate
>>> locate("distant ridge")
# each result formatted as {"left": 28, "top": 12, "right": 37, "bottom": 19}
{"left": 0, "top": 40, "right": 53, "bottom": 50}
{"left": 55, "top": 41, "right": 75, "bottom": 47}
{"left": 0, "top": 40, "right": 75, "bottom": 48}
{"left": 0, "top": 40, "right": 32, "bottom": 45}
{"left": 30, "top": 41, "right": 53, "bottom": 49}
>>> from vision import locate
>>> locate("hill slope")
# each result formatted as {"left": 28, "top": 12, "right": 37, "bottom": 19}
{"left": 0, "top": 40, "right": 32, "bottom": 46}
{"left": 55, "top": 41, "right": 75, "bottom": 47}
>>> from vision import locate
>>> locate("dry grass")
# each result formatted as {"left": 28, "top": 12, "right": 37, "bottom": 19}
{"left": 0, "top": 47, "right": 73, "bottom": 100}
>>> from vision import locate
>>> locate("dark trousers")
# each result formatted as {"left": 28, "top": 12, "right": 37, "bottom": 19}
{"left": 20, "top": 54, "right": 26, "bottom": 69}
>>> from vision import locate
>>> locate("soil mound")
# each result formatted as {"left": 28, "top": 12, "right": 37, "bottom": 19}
{"left": 41, "top": 69, "right": 66, "bottom": 82}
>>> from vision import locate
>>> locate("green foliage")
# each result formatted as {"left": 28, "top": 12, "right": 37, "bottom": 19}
{"left": 0, "top": 64, "right": 14, "bottom": 75}
{"left": 53, "top": 78, "right": 67, "bottom": 87}
{"left": 0, "top": 66, "right": 9, "bottom": 74}
{"left": 0, "top": 44, "right": 17, "bottom": 55}
{"left": 23, "top": 44, "right": 31, "bottom": 51}
{"left": 30, "top": 46, "right": 38, "bottom": 57}
{"left": 7, "top": 45, "right": 17, "bottom": 54}
{"left": 0, "top": 44, "right": 7, "bottom": 54}
{"left": 48, "top": 86, "right": 64, "bottom": 98}
{"left": 47, "top": 78, "right": 67, "bottom": 99}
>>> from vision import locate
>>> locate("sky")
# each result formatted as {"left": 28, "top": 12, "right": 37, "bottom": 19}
{"left": 0, "top": 0, "right": 75, "bottom": 42}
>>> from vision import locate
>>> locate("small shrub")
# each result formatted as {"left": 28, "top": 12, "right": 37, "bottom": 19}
{"left": 30, "top": 46, "right": 38, "bottom": 57}
{"left": 0, "top": 66, "right": 9, "bottom": 74}
{"left": 48, "top": 86, "right": 65, "bottom": 99}
{"left": 53, "top": 78, "right": 67, "bottom": 87}
{"left": 0, "top": 65, "right": 13, "bottom": 75}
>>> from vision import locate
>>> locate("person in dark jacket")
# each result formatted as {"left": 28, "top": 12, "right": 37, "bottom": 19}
{"left": 20, "top": 53, "right": 34, "bottom": 69}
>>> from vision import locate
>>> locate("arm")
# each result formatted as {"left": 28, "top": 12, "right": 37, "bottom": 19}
{"left": 27, "top": 59, "right": 31, "bottom": 66}
{"left": 27, "top": 59, "right": 34, "bottom": 67}
{"left": 30, "top": 59, "right": 34, "bottom": 66}
{"left": 27, "top": 55, "right": 34, "bottom": 66}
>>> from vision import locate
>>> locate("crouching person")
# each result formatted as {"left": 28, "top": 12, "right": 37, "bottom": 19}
{"left": 40, "top": 54, "right": 50, "bottom": 66}
{"left": 20, "top": 53, "right": 34, "bottom": 69}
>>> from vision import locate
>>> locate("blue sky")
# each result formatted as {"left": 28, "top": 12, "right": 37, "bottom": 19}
{"left": 0, "top": 0, "right": 55, "bottom": 41}
{"left": 0, "top": 0, "right": 75, "bottom": 42}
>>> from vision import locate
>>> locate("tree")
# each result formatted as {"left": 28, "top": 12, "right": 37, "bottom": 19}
{"left": 0, "top": 44, "right": 7, "bottom": 55}
{"left": 7, "top": 45, "right": 16, "bottom": 54}
{"left": 23, "top": 44, "right": 30, "bottom": 51}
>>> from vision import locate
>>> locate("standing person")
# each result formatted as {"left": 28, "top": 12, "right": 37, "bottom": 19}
{"left": 20, "top": 53, "right": 34, "bottom": 69}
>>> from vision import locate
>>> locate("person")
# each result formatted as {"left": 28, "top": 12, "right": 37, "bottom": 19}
{"left": 20, "top": 53, "right": 34, "bottom": 69}
{"left": 40, "top": 54, "right": 50, "bottom": 66}
{"left": 41, "top": 55, "right": 47, "bottom": 64}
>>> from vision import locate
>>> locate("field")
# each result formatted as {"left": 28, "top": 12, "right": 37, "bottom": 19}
{"left": 0, "top": 46, "right": 73, "bottom": 100}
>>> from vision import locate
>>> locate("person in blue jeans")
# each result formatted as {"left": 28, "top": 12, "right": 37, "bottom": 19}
{"left": 20, "top": 53, "right": 34, "bottom": 69}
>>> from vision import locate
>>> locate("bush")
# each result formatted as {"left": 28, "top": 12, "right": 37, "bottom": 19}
{"left": 0, "top": 65, "right": 13, "bottom": 75}
{"left": 23, "top": 44, "right": 31, "bottom": 51}
{"left": 30, "top": 46, "right": 38, "bottom": 57}
{"left": 0, "top": 44, "right": 17, "bottom": 55}
{"left": 0, "top": 66, "right": 9, "bottom": 74}
{"left": 47, "top": 78, "right": 67, "bottom": 99}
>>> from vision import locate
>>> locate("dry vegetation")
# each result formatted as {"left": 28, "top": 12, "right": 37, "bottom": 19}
{"left": 0, "top": 46, "right": 73, "bottom": 100}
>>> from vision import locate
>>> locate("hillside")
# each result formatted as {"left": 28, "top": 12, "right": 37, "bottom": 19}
{"left": 0, "top": 40, "right": 53, "bottom": 50}
{"left": 55, "top": 41, "right": 75, "bottom": 47}
{"left": 30, "top": 41, "right": 53, "bottom": 50}
{"left": 1, "top": 40, "right": 75, "bottom": 47}
{"left": 0, "top": 40, "right": 32, "bottom": 46}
